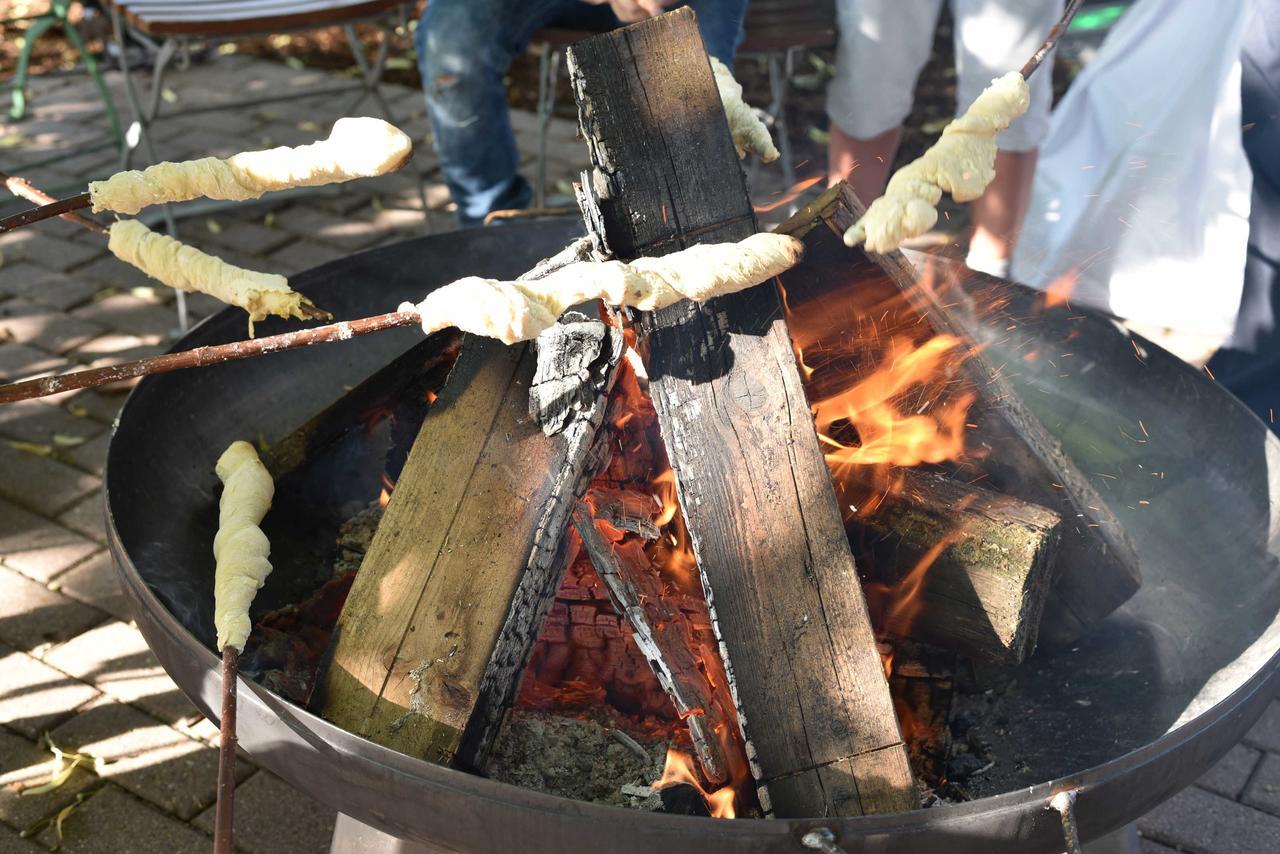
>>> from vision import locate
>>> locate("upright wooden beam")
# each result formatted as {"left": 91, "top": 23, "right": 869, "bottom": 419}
{"left": 568, "top": 9, "right": 916, "bottom": 817}
{"left": 317, "top": 257, "right": 622, "bottom": 769}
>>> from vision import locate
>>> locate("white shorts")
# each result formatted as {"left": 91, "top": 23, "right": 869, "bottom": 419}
{"left": 827, "top": 0, "right": 1063, "bottom": 152}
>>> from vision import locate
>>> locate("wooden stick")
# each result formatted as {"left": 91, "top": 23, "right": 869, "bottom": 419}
{"left": 0, "top": 310, "right": 419, "bottom": 404}
{"left": 1021, "top": 0, "right": 1085, "bottom": 78}
{"left": 0, "top": 171, "right": 101, "bottom": 234}
{"left": 214, "top": 646, "right": 238, "bottom": 854}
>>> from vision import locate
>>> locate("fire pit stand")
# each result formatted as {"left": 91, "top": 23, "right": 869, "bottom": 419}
{"left": 103, "top": 216, "right": 1280, "bottom": 852}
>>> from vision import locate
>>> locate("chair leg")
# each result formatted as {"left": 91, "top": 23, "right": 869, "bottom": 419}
{"left": 342, "top": 24, "right": 396, "bottom": 121}
{"left": 8, "top": 15, "right": 55, "bottom": 122}
{"left": 535, "top": 46, "right": 561, "bottom": 209}
{"left": 110, "top": 9, "right": 187, "bottom": 330}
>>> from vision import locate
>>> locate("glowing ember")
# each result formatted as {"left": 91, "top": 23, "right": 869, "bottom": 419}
{"left": 655, "top": 747, "right": 737, "bottom": 819}
{"left": 377, "top": 472, "right": 394, "bottom": 509}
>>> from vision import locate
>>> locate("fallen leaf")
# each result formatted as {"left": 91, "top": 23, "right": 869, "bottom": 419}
{"left": 8, "top": 441, "right": 53, "bottom": 457}
{"left": 297, "top": 120, "right": 321, "bottom": 133}
{"left": 161, "top": 87, "right": 178, "bottom": 104}
{"left": 66, "top": 404, "right": 89, "bottom": 418}
{"left": 206, "top": 218, "right": 223, "bottom": 235}
{"left": 51, "top": 434, "right": 87, "bottom": 449}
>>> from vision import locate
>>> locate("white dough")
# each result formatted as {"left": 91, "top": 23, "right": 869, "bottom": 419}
{"left": 89, "top": 117, "right": 412, "bottom": 215}
{"left": 843, "top": 72, "right": 1031, "bottom": 253}
{"left": 710, "top": 58, "right": 779, "bottom": 163}
{"left": 399, "top": 233, "right": 803, "bottom": 345}
{"left": 108, "top": 219, "right": 316, "bottom": 326}
{"left": 213, "top": 441, "right": 273, "bottom": 653}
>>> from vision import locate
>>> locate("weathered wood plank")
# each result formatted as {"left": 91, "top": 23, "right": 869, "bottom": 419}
{"left": 317, "top": 288, "right": 621, "bottom": 770}
{"left": 778, "top": 183, "right": 1143, "bottom": 645}
{"left": 568, "top": 9, "right": 916, "bottom": 817}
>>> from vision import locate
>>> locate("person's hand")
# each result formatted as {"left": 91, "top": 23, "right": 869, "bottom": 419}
{"left": 580, "top": 0, "right": 673, "bottom": 24}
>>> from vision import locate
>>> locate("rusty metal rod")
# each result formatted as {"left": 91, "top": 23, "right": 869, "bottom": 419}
{"left": 1021, "top": 0, "right": 1085, "bottom": 79}
{"left": 214, "top": 646, "right": 239, "bottom": 854}
{"left": 0, "top": 310, "right": 420, "bottom": 404}
{"left": 0, "top": 172, "right": 99, "bottom": 234}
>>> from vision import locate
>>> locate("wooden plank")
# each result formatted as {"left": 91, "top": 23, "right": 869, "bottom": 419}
{"left": 779, "top": 183, "right": 1143, "bottom": 645}
{"left": 317, "top": 280, "right": 622, "bottom": 770}
{"left": 567, "top": 8, "right": 916, "bottom": 817}
{"left": 854, "top": 469, "right": 1061, "bottom": 665}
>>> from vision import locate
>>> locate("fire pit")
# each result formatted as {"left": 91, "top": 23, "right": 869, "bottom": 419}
{"left": 106, "top": 215, "right": 1280, "bottom": 852}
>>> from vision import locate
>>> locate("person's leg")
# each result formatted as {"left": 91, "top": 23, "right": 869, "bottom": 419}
{"left": 954, "top": 0, "right": 1062, "bottom": 275}
{"left": 826, "top": 0, "right": 944, "bottom": 192}
{"left": 684, "top": 0, "right": 747, "bottom": 65}
{"left": 415, "top": 0, "right": 577, "bottom": 226}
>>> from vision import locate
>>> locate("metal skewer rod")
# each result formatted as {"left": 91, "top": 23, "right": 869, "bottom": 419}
{"left": 0, "top": 310, "right": 420, "bottom": 404}
{"left": 214, "top": 646, "right": 239, "bottom": 854}
{"left": 0, "top": 171, "right": 101, "bottom": 234}
{"left": 1021, "top": 0, "right": 1085, "bottom": 79}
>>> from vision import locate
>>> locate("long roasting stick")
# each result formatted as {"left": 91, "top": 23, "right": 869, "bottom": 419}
{"left": 0, "top": 310, "right": 419, "bottom": 404}
{"left": 215, "top": 646, "right": 238, "bottom": 854}
{"left": 0, "top": 172, "right": 103, "bottom": 235}
{"left": 1022, "top": 0, "right": 1085, "bottom": 79}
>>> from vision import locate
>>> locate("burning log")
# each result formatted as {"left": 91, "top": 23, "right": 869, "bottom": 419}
{"left": 568, "top": 10, "right": 916, "bottom": 817}
{"left": 571, "top": 499, "right": 741, "bottom": 787}
{"left": 316, "top": 281, "right": 623, "bottom": 768}
{"left": 854, "top": 469, "right": 1061, "bottom": 665}
{"left": 778, "top": 184, "right": 1142, "bottom": 646}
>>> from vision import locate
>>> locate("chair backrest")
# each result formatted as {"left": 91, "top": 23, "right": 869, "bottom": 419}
{"left": 740, "top": 0, "right": 837, "bottom": 53}
{"left": 102, "top": 0, "right": 409, "bottom": 37}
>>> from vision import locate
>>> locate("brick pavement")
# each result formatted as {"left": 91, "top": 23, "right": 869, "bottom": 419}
{"left": 0, "top": 44, "right": 1274, "bottom": 854}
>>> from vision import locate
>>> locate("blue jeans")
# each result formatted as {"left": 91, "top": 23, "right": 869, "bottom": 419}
{"left": 415, "top": 1, "right": 746, "bottom": 226}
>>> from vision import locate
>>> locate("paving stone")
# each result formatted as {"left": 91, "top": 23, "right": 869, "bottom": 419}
{"left": 35, "top": 783, "right": 210, "bottom": 853}
{"left": 7, "top": 236, "right": 102, "bottom": 274}
{"left": 272, "top": 205, "right": 384, "bottom": 252}
{"left": 0, "top": 300, "right": 105, "bottom": 354}
{"left": 42, "top": 621, "right": 198, "bottom": 726}
{"left": 72, "top": 294, "right": 179, "bottom": 342}
{"left": 0, "top": 262, "right": 55, "bottom": 299}
{"left": 0, "top": 505, "right": 99, "bottom": 586}
{"left": 192, "top": 770, "right": 337, "bottom": 854}
{"left": 0, "top": 395, "right": 107, "bottom": 447}
{"left": 48, "top": 699, "right": 250, "bottom": 820}
{"left": 0, "top": 727, "right": 97, "bottom": 831}
{"left": 0, "top": 441, "right": 101, "bottom": 517}
{"left": 68, "top": 333, "right": 165, "bottom": 375}
{"left": 1139, "top": 785, "right": 1280, "bottom": 854}
{"left": 0, "top": 567, "right": 104, "bottom": 652}
{"left": 57, "top": 494, "right": 107, "bottom": 545}
{"left": 0, "top": 646, "right": 101, "bottom": 738}
{"left": 73, "top": 254, "right": 158, "bottom": 292}
{"left": 1198, "top": 743, "right": 1262, "bottom": 800}
{"left": 13, "top": 270, "right": 101, "bottom": 312}
{"left": 63, "top": 389, "right": 127, "bottom": 426}
{"left": 1139, "top": 838, "right": 1179, "bottom": 853}
{"left": 268, "top": 238, "right": 347, "bottom": 274}
{"left": 199, "top": 218, "right": 294, "bottom": 256}
{"left": 48, "top": 551, "right": 132, "bottom": 625}
{"left": 1245, "top": 701, "right": 1280, "bottom": 753}
{"left": 1243, "top": 751, "right": 1280, "bottom": 817}
{"left": 0, "top": 342, "right": 65, "bottom": 383}
{"left": 60, "top": 430, "right": 111, "bottom": 479}
{"left": 0, "top": 496, "right": 97, "bottom": 575}
{"left": 0, "top": 822, "right": 45, "bottom": 851}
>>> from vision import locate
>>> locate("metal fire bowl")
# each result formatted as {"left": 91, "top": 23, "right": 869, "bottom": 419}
{"left": 106, "top": 221, "right": 1280, "bottom": 853}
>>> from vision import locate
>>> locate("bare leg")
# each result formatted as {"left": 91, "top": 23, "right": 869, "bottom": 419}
{"left": 967, "top": 148, "right": 1039, "bottom": 275}
{"left": 827, "top": 124, "right": 902, "bottom": 202}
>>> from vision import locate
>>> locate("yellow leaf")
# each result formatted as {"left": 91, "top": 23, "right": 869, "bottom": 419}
{"left": 8, "top": 441, "right": 53, "bottom": 457}
{"left": 0, "top": 133, "right": 26, "bottom": 149}
{"left": 206, "top": 218, "right": 223, "bottom": 235}
{"left": 161, "top": 87, "right": 178, "bottom": 104}
{"left": 51, "top": 434, "right": 87, "bottom": 449}
{"left": 66, "top": 404, "right": 89, "bottom": 418}
{"left": 297, "top": 121, "right": 321, "bottom": 133}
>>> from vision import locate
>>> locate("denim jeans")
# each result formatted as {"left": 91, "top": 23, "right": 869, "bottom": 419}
{"left": 415, "top": 1, "right": 747, "bottom": 226}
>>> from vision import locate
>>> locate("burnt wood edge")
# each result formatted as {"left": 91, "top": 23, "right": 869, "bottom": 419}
{"left": 456, "top": 324, "right": 625, "bottom": 769}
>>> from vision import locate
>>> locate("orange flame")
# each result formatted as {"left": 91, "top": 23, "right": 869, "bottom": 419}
{"left": 655, "top": 748, "right": 737, "bottom": 818}
{"left": 1042, "top": 267, "right": 1079, "bottom": 309}
{"left": 753, "top": 176, "right": 823, "bottom": 214}
{"left": 377, "top": 472, "right": 394, "bottom": 509}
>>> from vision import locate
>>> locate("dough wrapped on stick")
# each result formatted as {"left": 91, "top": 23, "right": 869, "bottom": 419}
{"left": 843, "top": 72, "right": 1031, "bottom": 254}
{"left": 213, "top": 441, "right": 274, "bottom": 653}
{"left": 710, "top": 57, "right": 779, "bottom": 162}
{"left": 108, "top": 219, "right": 327, "bottom": 329}
{"left": 399, "top": 232, "right": 803, "bottom": 345}
{"left": 89, "top": 117, "right": 412, "bottom": 215}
